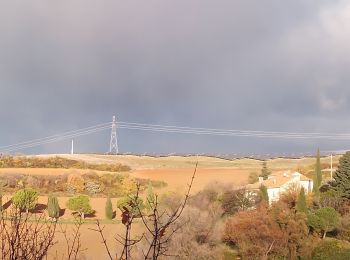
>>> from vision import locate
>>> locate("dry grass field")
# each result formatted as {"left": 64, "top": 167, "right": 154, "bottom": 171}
{"left": 37, "top": 153, "right": 340, "bottom": 170}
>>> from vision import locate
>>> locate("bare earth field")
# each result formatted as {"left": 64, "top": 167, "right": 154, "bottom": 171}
{"left": 1, "top": 154, "right": 340, "bottom": 259}
{"left": 131, "top": 168, "right": 250, "bottom": 194}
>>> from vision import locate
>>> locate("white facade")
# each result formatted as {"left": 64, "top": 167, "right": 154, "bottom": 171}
{"left": 268, "top": 172, "right": 313, "bottom": 203}
{"left": 249, "top": 171, "right": 313, "bottom": 204}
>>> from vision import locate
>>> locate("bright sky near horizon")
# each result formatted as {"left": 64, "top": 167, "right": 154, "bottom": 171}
{"left": 1, "top": 1, "right": 350, "bottom": 155}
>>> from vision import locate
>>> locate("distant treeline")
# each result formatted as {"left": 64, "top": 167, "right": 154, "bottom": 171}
{"left": 0, "top": 156, "right": 131, "bottom": 172}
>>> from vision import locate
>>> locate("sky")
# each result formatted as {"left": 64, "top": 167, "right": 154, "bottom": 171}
{"left": 1, "top": 0, "right": 350, "bottom": 156}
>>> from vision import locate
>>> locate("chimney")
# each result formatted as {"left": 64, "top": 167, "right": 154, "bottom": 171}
{"left": 258, "top": 177, "right": 263, "bottom": 184}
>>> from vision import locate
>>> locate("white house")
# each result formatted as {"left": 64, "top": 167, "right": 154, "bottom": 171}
{"left": 248, "top": 171, "right": 313, "bottom": 204}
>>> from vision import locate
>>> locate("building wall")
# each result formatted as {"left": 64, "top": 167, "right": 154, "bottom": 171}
{"left": 267, "top": 188, "right": 280, "bottom": 203}
{"left": 267, "top": 177, "right": 313, "bottom": 204}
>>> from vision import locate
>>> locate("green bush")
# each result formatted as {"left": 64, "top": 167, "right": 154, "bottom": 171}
{"left": 312, "top": 239, "right": 350, "bottom": 260}
{"left": 13, "top": 188, "right": 38, "bottom": 213}
{"left": 47, "top": 196, "right": 60, "bottom": 220}
{"left": 308, "top": 207, "right": 339, "bottom": 238}
{"left": 66, "top": 195, "right": 93, "bottom": 219}
{"left": 259, "top": 185, "right": 269, "bottom": 203}
{"left": 105, "top": 197, "right": 113, "bottom": 220}
{"left": 117, "top": 195, "right": 144, "bottom": 217}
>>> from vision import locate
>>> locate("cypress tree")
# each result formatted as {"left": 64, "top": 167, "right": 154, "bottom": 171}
{"left": 47, "top": 196, "right": 60, "bottom": 220}
{"left": 259, "top": 185, "right": 269, "bottom": 203}
{"left": 260, "top": 161, "right": 271, "bottom": 180}
{"left": 296, "top": 187, "right": 307, "bottom": 213}
{"left": 105, "top": 197, "right": 113, "bottom": 220}
{"left": 332, "top": 151, "right": 350, "bottom": 199}
{"left": 313, "top": 149, "right": 322, "bottom": 194}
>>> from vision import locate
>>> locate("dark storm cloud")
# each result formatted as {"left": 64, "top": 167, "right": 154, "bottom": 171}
{"left": 1, "top": 0, "right": 350, "bottom": 154}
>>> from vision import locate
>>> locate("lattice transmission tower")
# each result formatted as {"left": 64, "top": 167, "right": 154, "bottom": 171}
{"left": 109, "top": 116, "right": 119, "bottom": 154}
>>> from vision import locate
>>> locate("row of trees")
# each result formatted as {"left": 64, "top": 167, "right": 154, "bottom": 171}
{"left": 8, "top": 188, "right": 91, "bottom": 219}
{"left": 4, "top": 184, "right": 178, "bottom": 223}
{"left": 6, "top": 188, "right": 134, "bottom": 220}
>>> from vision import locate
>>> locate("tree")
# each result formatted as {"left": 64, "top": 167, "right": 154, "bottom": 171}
{"left": 337, "top": 213, "right": 350, "bottom": 242}
{"left": 296, "top": 187, "right": 308, "bottom": 213}
{"left": 221, "top": 188, "right": 258, "bottom": 215}
{"left": 332, "top": 151, "right": 350, "bottom": 199}
{"left": 313, "top": 149, "right": 322, "bottom": 194}
{"left": 270, "top": 202, "right": 310, "bottom": 259}
{"left": 47, "top": 196, "right": 60, "bottom": 220}
{"left": 13, "top": 188, "right": 38, "bottom": 213}
{"left": 145, "top": 183, "right": 156, "bottom": 210}
{"left": 117, "top": 195, "right": 144, "bottom": 217}
{"left": 224, "top": 202, "right": 312, "bottom": 260}
{"left": 320, "top": 189, "right": 344, "bottom": 212}
{"left": 66, "top": 195, "right": 93, "bottom": 219}
{"left": 223, "top": 205, "right": 285, "bottom": 260}
{"left": 248, "top": 172, "right": 259, "bottom": 184}
{"left": 105, "top": 197, "right": 113, "bottom": 220}
{"left": 259, "top": 185, "right": 269, "bottom": 203}
{"left": 260, "top": 161, "right": 271, "bottom": 180}
{"left": 308, "top": 207, "right": 339, "bottom": 239}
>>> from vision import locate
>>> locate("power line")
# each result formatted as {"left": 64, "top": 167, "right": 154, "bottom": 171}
{"left": 3, "top": 119, "right": 350, "bottom": 154}
{"left": 0, "top": 122, "right": 111, "bottom": 150}
{"left": 116, "top": 123, "right": 350, "bottom": 140}
{"left": 118, "top": 121, "right": 350, "bottom": 137}
{"left": 1, "top": 124, "right": 111, "bottom": 153}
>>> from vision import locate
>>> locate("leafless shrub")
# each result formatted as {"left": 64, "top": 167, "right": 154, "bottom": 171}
{"left": 0, "top": 207, "right": 57, "bottom": 260}
{"left": 166, "top": 203, "right": 223, "bottom": 260}
{"left": 58, "top": 217, "right": 84, "bottom": 260}
{"left": 92, "top": 163, "right": 197, "bottom": 260}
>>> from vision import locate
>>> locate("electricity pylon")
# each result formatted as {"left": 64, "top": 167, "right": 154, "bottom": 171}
{"left": 109, "top": 116, "right": 119, "bottom": 154}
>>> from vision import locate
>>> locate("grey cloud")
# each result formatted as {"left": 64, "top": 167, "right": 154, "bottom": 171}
{"left": 0, "top": 0, "right": 350, "bottom": 155}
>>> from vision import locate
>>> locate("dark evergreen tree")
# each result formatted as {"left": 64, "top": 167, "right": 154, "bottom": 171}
{"left": 313, "top": 149, "right": 322, "bottom": 194}
{"left": 332, "top": 151, "right": 350, "bottom": 199}
{"left": 296, "top": 187, "right": 307, "bottom": 213}
{"left": 260, "top": 161, "right": 271, "bottom": 180}
{"left": 259, "top": 185, "right": 269, "bottom": 203}
{"left": 47, "top": 196, "right": 60, "bottom": 220}
{"left": 105, "top": 196, "right": 113, "bottom": 220}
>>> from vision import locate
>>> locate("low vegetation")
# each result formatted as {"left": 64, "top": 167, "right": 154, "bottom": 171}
{"left": 12, "top": 187, "right": 38, "bottom": 213}
{"left": 0, "top": 155, "right": 131, "bottom": 172}
{"left": 0, "top": 170, "right": 166, "bottom": 196}
{"left": 66, "top": 195, "right": 93, "bottom": 219}
{"left": 0, "top": 152, "right": 350, "bottom": 259}
{"left": 47, "top": 195, "right": 60, "bottom": 220}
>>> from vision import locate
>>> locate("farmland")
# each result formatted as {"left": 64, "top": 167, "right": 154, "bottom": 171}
{"left": 0, "top": 154, "right": 342, "bottom": 259}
